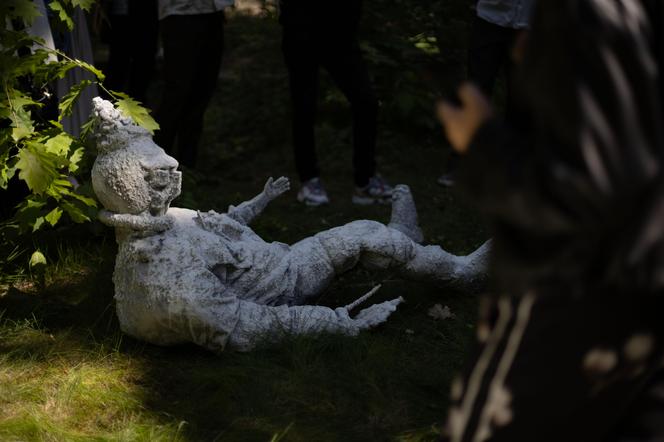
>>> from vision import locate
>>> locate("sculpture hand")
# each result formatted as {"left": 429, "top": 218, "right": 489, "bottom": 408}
{"left": 263, "top": 176, "right": 291, "bottom": 200}
{"left": 353, "top": 297, "right": 404, "bottom": 330}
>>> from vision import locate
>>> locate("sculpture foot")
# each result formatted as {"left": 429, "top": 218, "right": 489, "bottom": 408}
{"left": 388, "top": 184, "right": 424, "bottom": 243}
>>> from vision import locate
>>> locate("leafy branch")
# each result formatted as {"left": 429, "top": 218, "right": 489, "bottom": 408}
{"left": 0, "top": 0, "right": 159, "bottom": 237}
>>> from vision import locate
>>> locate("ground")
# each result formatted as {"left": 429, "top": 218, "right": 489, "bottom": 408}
{"left": 1, "top": 2, "right": 492, "bottom": 441}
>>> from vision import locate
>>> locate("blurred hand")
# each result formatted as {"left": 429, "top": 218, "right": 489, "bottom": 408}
{"left": 437, "top": 83, "right": 493, "bottom": 154}
{"left": 263, "top": 176, "right": 290, "bottom": 199}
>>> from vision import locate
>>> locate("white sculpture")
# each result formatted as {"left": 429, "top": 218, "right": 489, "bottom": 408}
{"left": 90, "top": 97, "right": 490, "bottom": 352}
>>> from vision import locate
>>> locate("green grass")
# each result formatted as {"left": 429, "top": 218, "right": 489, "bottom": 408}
{"left": 0, "top": 3, "right": 490, "bottom": 440}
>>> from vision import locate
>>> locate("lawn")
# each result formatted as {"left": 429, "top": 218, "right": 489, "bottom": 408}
{"left": 0, "top": 2, "right": 491, "bottom": 440}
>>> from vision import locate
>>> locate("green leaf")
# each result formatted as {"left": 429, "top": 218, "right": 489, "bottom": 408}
{"left": 48, "top": 0, "right": 73, "bottom": 30}
{"left": 6, "top": 90, "right": 38, "bottom": 142}
{"left": 112, "top": 92, "right": 160, "bottom": 134}
{"left": 63, "top": 188, "right": 97, "bottom": 207}
{"left": 44, "top": 133, "right": 73, "bottom": 156}
{"left": 32, "top": 216, "right": 45, "bottom": 232}
{"left": 67, "top": 0, "right": 96, "bottom": 11}
{"left": 58, "top": 79, "right": 93, "bottom": 119}
{"left": 15, "top": 143, "right": 58, "bottom": 194}
{"left": 45, "top": 207, "right": 63, "bottom": 226}
{"left": 29, "top": 250, "right": 47, "bottom": 268}
{"left": 68, "top": 146, "right": 84, "bottom": 173}
{"left": 61, "top": 200, "right": 90, "bottom": 223}
{"left": 0, "top": 149, "right": 17, "bottom": 189}
{"left": 72, "top": 59, "right": 105, "bottom": 81}
{"left": 7, "top": 0, "right": 41, "bottom": 25}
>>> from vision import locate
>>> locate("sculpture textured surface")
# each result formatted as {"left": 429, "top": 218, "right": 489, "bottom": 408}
{"left": 91, "top": 97, "right": 490, "bottom": 351}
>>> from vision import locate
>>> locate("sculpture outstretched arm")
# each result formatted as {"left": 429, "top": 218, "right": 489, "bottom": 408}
{"left": 226, "top": 296, "right": 403, "bottom": 351}
{"left": 227, "top": 177, "right": 290, "bottom": 225}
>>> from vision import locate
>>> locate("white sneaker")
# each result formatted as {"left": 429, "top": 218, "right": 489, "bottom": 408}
{"left": 297, "top": 177, "right": 330, "bottom": 206}
{"left": 352, "top": 175, "right": 393, "bottom": 205}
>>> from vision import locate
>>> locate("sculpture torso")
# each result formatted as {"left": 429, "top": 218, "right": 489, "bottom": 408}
{"left": 112, "top": 207, "right": 292, "bottom": 344}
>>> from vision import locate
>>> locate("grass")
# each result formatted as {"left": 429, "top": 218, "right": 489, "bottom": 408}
{"left": 0, "top": 2, "right": 491, "bottom": 440}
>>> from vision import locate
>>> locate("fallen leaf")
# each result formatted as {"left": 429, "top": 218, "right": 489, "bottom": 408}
{"left": 428, "top": 304, "right": 455, "bottom": 321}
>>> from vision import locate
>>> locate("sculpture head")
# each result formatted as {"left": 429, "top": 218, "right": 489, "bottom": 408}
{"left": 91, "top": 98, "right": 182, "bottom": 219}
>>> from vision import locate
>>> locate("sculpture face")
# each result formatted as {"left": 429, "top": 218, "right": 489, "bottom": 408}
{"left": 92, "top": 139, "right": 182, "bottom": 216}
{"left": 138, "top": 145, "right": 182, "bottom": 216}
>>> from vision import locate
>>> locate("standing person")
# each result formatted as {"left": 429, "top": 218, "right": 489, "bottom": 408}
{"left": 438, "top": 0, "right": 664, "bottom": 440}
{"left": 280, "top": 0, "right": 392, "bottom": 206}
{"left": 438, "top": 0, "right": 535, "bottom": 187}
{"left": 154, "top": 0, "right": 233, "bottom": 169}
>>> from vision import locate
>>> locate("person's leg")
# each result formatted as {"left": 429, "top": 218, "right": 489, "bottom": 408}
{"left": 105, "top": 13, "right": 132, "bottom": 96}
{"left": 282, "top": 27, "right": 321, "bottom": 183}
{"left": 321, "top": 36, "right": 378, "bottom": 187}
{"left": 176, "top": 11, "right": 225, "bottom": 168}
{"left": 127, "top": 0, "right": 158, "bottom": 103}
{"left": 154, "top": 15, "right": 200, "bottom": 155}
{"left": 441, "top": 289, "right": 664, "bottom": 442}
{"left": 467, "top": 15, "right": 513, "bottom": 98}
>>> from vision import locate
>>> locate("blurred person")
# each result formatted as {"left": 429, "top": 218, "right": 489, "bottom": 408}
{"left": 438, "top": 0, "right": 536, "bottom": 188}
{"left": 154, "top": 0, "right": 233, "bottom": 169}
{"left": 279, "top": 0, "right": 392, "bottom": 206}
{"left": 438, "top": 0, "right": 664, "bottom": 440}
{"left": 104, "top": 0, "right": 159, "bottom": 103}
{"left": 53, "top": 4, "right": 99, "bottom": 136}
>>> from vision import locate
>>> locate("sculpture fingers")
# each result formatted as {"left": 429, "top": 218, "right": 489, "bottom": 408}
{"left": 354, "top": 298, "right": 402, "bottom": 329}
{"left": 274, "top": 177, "right": 290, "bottom": 193}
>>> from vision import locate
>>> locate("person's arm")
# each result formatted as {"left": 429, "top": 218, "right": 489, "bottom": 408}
{"left": 226, "top": 177, "right": 290, "bottom": 225}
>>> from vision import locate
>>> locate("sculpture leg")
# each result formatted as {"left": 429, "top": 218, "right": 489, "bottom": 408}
{"left": 285, "top": 221, "right": 490, "bottom": 305}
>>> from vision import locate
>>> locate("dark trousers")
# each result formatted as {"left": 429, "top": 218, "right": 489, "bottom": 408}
{"left": 467, "top": 15, "right": 519, "bottom": 112}
{"left": 154, "top": 12, "right": 225, "bottom": 169}
{"left": 282, "top": 28, "right": 378, "bottom": 187}
{"left": 446, "top": 15, "right": 521, "bottom": 175}
{"left": 442, "top": 289, "right": 664, "bottom": 442}
{"left": 105, "top": 0, "right": 158, "bottom": 103}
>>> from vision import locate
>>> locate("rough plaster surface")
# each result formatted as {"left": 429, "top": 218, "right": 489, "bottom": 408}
{"left": 90, "top": 98, "right": 490, "bottom": 352}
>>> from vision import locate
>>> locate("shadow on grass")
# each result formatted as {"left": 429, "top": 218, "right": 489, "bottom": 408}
{"left": 1, "top": 241, "right": 477, "bottom": 441}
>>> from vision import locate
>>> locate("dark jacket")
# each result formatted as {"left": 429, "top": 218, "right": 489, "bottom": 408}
{"left": 459, "top": 0, "right": 664, "bottom": 295}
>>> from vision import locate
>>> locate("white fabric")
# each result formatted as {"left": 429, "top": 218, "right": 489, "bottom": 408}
{"left": 158, "top": 0, "right": 235, "bottom": 20}
{"left": 28, "top": 0, "right": 58, "bottom": 63}
{"left": 476, "top": 0, "right": 536, "bottom": 30}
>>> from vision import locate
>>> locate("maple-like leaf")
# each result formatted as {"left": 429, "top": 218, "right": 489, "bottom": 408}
{"left": 6, "top": 0, "right": 41, "bottom": 25}
{"left": 44, "top": 207, "right": 63, "bottom": 226}
{"left": 44, "top": 133, "right": 73, "bottom": 156}
{"left": 67, "top": 0, "right": 95, "bottom": 11}
{"left": 113, "top": 92, "right": 160, "bottom": 134}
{"left": 58, "top": 79, "right": 92, "bottom": 119}
{"left": 48, "top": 0, "right": 73, "bottom": 30}
{"left": 16, "top": 143, "right": 58, "bottom": 194}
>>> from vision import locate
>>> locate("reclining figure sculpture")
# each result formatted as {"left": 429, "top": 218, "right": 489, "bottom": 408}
{"left": 90, "top": 98, "right": 490, "bottom": 351}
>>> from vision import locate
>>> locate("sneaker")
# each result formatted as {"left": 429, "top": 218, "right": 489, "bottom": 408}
{"left": 297, "top": 177, "right": 330, "bottom": 206}
{"left": 352, "top": 175, "right": 393, "bottom": 205}
{"left": 437, "top": 173, "right": 455, "bottom": 187}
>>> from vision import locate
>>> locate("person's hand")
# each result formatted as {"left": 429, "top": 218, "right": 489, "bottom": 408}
{"left": 263, "top": 176, "right": 290, "bottom": 200}
{"left": 437, "top": 83, "right": 493, "bottom": 154}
